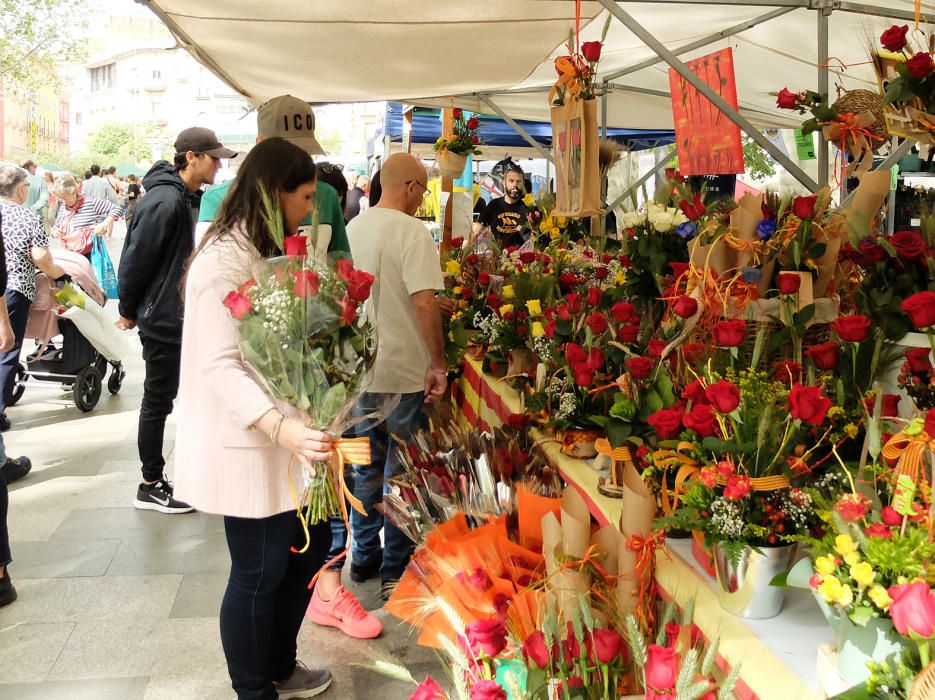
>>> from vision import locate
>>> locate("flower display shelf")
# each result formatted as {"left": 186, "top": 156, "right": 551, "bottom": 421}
{"left": 452, "top": 356, "right": 836, "bottom": 700}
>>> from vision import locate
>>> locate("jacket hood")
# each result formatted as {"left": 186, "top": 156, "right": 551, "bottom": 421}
{"left": 142, "top": 160, "right": 187, "bottom": 193}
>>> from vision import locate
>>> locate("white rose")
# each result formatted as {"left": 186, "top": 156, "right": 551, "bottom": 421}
{"left": 622, "top": 211, "right": 641, "bottom": 228}
{"left": 653, "top": 212, "right": 674, "bottom": 232}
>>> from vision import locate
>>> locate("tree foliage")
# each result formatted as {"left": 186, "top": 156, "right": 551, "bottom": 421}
{"left": 742, "top": 135, "right": 777, "bottom": 182}
{"left": 0, "top": 0, "right": 90, "bottom": 89}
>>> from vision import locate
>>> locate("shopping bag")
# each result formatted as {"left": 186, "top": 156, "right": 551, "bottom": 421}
{"left": 91, "top": 235, "right": 119, "bottom": 300}
{"left": 63, "top": 225, "right": 94, "bottom": 256}
{"left": 550, "top": 97, "right": 602, "bottom": 218}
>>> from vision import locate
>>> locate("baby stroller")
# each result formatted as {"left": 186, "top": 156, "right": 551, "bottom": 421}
{"left": 10, "top": 250, "right": 126, "bottom": 412}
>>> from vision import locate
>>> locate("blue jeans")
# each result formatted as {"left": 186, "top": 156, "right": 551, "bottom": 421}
{"left": 328, "top": 391, "right": 426, "bottom": 583}
{"left": 0, "top": 290, "right": 31, "bottom": 415}
{"left": 220, "top": 512, "right": 329, "bottom": 700}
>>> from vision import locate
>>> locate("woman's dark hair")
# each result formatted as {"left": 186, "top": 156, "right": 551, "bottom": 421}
{"left": 316, "top": 161, "right": 348, "bottom": 210}
{"left": 199, "top": 137, "right": 317, "bottom": 258}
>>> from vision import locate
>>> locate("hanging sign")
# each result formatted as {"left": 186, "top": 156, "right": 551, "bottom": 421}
{"left": 794, "top": 129, "right": 817, "bottom": 161}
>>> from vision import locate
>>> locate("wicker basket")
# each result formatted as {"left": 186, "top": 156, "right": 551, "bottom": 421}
{"left": 909, "top": 661, "right": 935, "bottom": 700}
{"left": 437, "top": 149, "right": 468, "bottom": 178}
{"left": 833, "top": 89, "right": 887, "bottom": 150}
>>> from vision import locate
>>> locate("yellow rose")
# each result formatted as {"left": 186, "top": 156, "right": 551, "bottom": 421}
{"left": 844, "top": 551, "right": 860, "bottom": 567}
{"left": 452, "top": 286, "right": 462, "bottom": 296}
{"left": 531, "top": 321, "right": 545, "bottom": 338}
{"left": 526, "top": 299, "right": 542, "bottom": 316}
{"left": 818, "top": 575, "right": 842, "bottom": 604}
{"left": 851, "top": 562, "right": 875, "bottom": 588}
{"left": 523, "top": 194, "right": 535, "bottom": 207}
{"left": 837, "top": 585, "right": 854, "bottom": 607}
{"left": 502, "top": 285, "right": 515, "bottom": 299}
{"left": 869, "top": 585, "right": 892, "bottom": 610}
{"left": 499, "top": 304, "right": 514, "bottom": 316}
{"left": 445, "top": 260, "right": 461, "bottom": 275}
{"left": 540, "top": 216, "right": 553, "bottom": 233}
{"left": 815, "top": 556, "right": 836, "bottom": 576}
{"left": 835, "top": 534, "right": 857, "bottom": 556}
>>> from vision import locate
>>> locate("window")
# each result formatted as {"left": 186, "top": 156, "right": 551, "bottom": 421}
{"left": 89, "top": 63, "right": 115, "bottom": 92}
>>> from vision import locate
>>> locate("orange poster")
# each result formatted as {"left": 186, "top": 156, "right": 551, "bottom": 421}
{"left": 668, "top": 48, "right": 744, "bottom": 176}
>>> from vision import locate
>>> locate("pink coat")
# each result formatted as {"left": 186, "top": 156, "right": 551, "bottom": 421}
{"left": 174, "top": 233, "right": 299, "bottom": 519}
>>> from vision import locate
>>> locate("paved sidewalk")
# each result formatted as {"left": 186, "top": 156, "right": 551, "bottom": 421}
{"left": 0, "top": 236, "right": 433, "bottom": 699}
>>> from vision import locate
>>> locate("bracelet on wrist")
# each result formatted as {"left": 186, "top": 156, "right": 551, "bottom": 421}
{"left": 269, "top": 414, "right": 287, "bottom": 445}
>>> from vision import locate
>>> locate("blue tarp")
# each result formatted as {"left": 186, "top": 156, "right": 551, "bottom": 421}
{"left": 379, "top": 102, "right": 674, "bottom": 153}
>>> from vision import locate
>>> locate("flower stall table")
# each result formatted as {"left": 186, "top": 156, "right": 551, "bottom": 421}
{"left": 453, "top": 356, "right": 836, "bottom": 700}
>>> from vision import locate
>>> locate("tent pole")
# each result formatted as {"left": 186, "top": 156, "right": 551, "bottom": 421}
{"left": 839, "top": 139, "right": 912, "bottom": 208}
{"left": 597, "top": 0, "right": 821, "bottom": 192}
{"left": 836, "top": 1, "right": 931, "bottom": 23}
{"left": 886, "top": 138, "right": 897, "bottom": 234}
{"left": 817, "top": 4, "right": 831, "bottom": 187}
{"left": 602, "top": 7, "right": 795, "bottom": 82}
{"left": 475, "top": 94, "right": 554, "bottom": 162}
{"left": 601, "top": 82, "right": 608, "bottom": 138}
{"left": 606, "top": 156, "right": 670, "bottom": 214}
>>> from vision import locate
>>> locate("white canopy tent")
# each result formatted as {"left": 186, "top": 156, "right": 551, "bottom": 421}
{"left": 142, "top": 0, "right": 932, "bottom": 191}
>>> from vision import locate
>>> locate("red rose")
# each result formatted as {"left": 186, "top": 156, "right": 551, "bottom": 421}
{"left": 679, "top": 193, "right": 706, "bottom": 221}
{"left": 773, "top": 361, "right": 802, "bottom": 383}
{"left": 643, "top": 340, "right": 665, "bottom": 359}
{"left": 788, "top": 384, "right": 833, "bottom": 425}
{"left": 665, "top": 622, "right": 703, "bottom": 648}
{"left": 712, "top": 319, "right": 746, "bottom": 347}
{"left": 617, "top": 324, "right": 640, "bottom": 343}
{"left": 345, "top": 269, "right": 375, "bottom": 302}
{"left": 902, "top": 291, "right": 935, "bottom": 329}
{"left": 466, "top": 117, "right": 480, "bottom": 131}
{"left": 557, "top": 306, "right": 572, "bottom": 322}
{"left": 881, "top": 24, "right": 910, "bottom": 51}
{"left": 464, "top": 253, "right": 479, "bottom": 266}
{"left": 669, "top": 262, "right": 689, "bottom": 278}
{"left": 832, "top": 314, "right": 872, "bottom": 343}
{"left": 926, "top": 407, "right": 935, "bottom": 437}
{"left": 645, "top": 644, "right": 679, "bottom": 691}
{"left": 672, "top": 295, "right": 698, "bottom": 319}
{"left": 469, "top": 680, "right": 507, "bottom": 700}
{"left": 775, "top": 87, "right": 800, "bottom": 110}
{"left": 891, "top": 230, "right": 927, "bottom": 260}
{"left": 805, "top": 342, "right": 840, "bottom": 370}
{"left": 882, "top": 505, "right": 903, "bottom": 526}
{"left": 723, "top": 475, "right": 752, "bottom": 500}
{"left": 859, "top": 238, "right": 887, "bottom": 264}
{"left": 682, "top": 403, "right": 719, "bottom": 437}
{"left": 682, "top": 342, "right": 706, "bottom": 365}
{"left": 461, "top": 287, "right": 473, "bottom": 300}
{"left": 586, "top": 312, "right": 608, "bottom": 335}
{"left": 338, "top": 296, "right": 357, "bottom": 325}
{"left": 681, "top": 379, "right": 709, "bottom": 406}
{"left": 586, "top": 286, "right": 602, "bottom": 307}
{"left": 559, "top": 272, "right": 577, "bottom": 288}
{"left": 792, "top": 194, "right": 818, "bottom": 220}
{"left": 293, "top": 269, "right": 320, "bottom": 298}
{"left": 835, "top": 494, "right": 870, "bottom": 522}
{"left": 452, "top": 107, "right": 463, "bottom": 119}
{"left": 519, "top": 251, "right": 537, "bottom": 265}
{"left": 595, "top": 266, "right": 609, "bottom": 280}
{"left": 626, "top": 356, "right": 655, "bottom": 379}
{"left": 574, "top": 364, "right": 595, "bottom": 387}
{"left": 778, "top": 272, "right": 802, "bottom": 296}
{"left": 334, "top": 257, "right": 355, "bottom": 282}
{"left": 581, "top": 40, "right": 602, "bottom": 63}
{"left": 906, "top": 347, "right": 934, "bottom": 374}
{"left": 477, "top": 272, "right": 491, "bottom": 286}
{"left": 522, "top": 631, "right": 554, "bottom": 669}
{"left": 609, "top": 301, "right": 636, "bottom": 323}
{"left": 907, "top": 51, "right": 935, "bottom": 79}
{"left": 590, "top": 628, "right": 623, "bottom": 664}
{"left": 888, "top": 581, "right": 935, "bottom": 638}
{"left": 875, "top": 393, "right": 901, "bottom": 418}
{"left": 648, "top": 408, "right": 682, "bottom": 440}
{"left": 449, "top": 237, "right": 465, "bottom": 250}
{"left": 705, "top": 380, "right": 740, "bottom": 413}
{"left": 563, "top": 623, "right": 582, "bottom": 664}
{"left": 588, "top": 347, "right": 605, "bottom": 371}
{"left": 565, "top": 293, "right": 582, "bottom": 313}
{"left": 283, "top": 235, "right": 308, "bottom": 257}
{"left": 465, "top": 619, "right": 507, "bottom": 657}
{"left": 223, "top": 291, "right": 252, "bottom": 320}
{"left": 866, "top": 523, "right": 893, "bottom": 539}
{"left": 544, "top": 319, "right": 557, "bottom": 339}
{"left": 410, "top": 675, "right": 446, "bottom": 700}
{"left": 565, "top": 342, "right": 588, "bottom": 367}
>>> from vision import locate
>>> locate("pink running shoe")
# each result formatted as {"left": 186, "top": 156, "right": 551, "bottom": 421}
{"left": 307, "top": 584, "right": 383, "bottom": 639}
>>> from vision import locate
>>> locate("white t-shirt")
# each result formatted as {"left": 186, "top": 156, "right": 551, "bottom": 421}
{"left": 346, "top": 207, "right": 443, "bottom": 394}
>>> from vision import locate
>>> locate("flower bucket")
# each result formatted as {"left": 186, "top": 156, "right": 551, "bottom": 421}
{"left": 559, "top": 427, "right": 601, "bottom": 459}
{"left": 713, "top": 542, "right": 796, "bottom": 619}
{"left": 437, "top": 150, "right": 468, "bottom": 179}
{"left": 813, "top": 593, "right": 908, "bottom": 685}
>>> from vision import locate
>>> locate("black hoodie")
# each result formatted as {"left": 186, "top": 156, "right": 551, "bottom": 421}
{"left": 118, "top": 161, "right": 196, "bottom": 344}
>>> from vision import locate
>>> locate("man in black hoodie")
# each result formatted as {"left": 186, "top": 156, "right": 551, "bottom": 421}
{"left": 118, "top": 127, "right": 236, "bottom": 514}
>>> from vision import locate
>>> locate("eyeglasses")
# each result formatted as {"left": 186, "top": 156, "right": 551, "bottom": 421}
{"left": 406, "top": 179, "right": 430, "bottom": 197}
{"left": 318, "top": 163, "right": 344, "bottom": 174}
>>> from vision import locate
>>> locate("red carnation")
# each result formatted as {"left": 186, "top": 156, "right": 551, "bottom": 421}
{"left": 723, "top": 475, "right": 752, "bottom": 500}
{"left": 835, "top": 494, "right": 871, "bottom": 522}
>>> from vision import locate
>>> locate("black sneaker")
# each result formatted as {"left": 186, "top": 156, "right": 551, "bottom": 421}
{"left": 349, "top": 552, "right": 382, "bottom": 583}
{"left": 0, "top": 568, "right": 17, "bottom": 608}
{"left": 134, "top": 480, "right": 194, "bottom": 514}
{"left": 1, "top": 457, "right": 31, "bottom": 484}
{"left": 274, "top": 661, "right": 332, "bottom": 699}
{"left": 0, "top": 414, "right": 10, "bottom": 432}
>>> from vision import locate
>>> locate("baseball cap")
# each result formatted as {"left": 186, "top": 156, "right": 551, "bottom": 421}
{"left": 257, "top": 95, "right": 325, "bottom": 156}
{"left": 174, "top": 127, "right": 238, "bottom": 159}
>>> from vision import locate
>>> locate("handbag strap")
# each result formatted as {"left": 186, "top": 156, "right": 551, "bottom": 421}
{"left": 60, "top": 197, "right": 85, "bottom": 238}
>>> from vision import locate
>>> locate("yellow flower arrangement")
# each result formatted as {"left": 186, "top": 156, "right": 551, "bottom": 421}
{"left": 550, "top": 227, "right": 561, "bottom": 240}
{"left": 539, "top": 216, "right": 554, "bottom": 233}
{"left": 837, "top": 585, "right": 854, "bottom": 607}
{"left": 851, "top": 561, "right": 875, "bottom": 588}
{"left": 502, "top": 285, "right": 515, "bottom": 299}
{"left": 556, "top": 216, "right": 568, "bottom": 228}
{"left": 818, "top": 575, "right": 843, "bottom": 603}
{"left": 869, "top": 585, "right": 892, "bottom": 609}
{"left": 843, "top": 551, "right": 861, "bottom": 567}
{"left": 523, "top": 194, "right": 535, "bottom": 207}
{"left": 815, "top": 556, "right": 836, "bottom": 575}
{"left": 526, "top": 299, "right": 542, "bottom": 316}
{"left": 835, "top": 534, "right": 858, "bottom": 556}
{"left": 445, "top": 260, "right": 461, "bottom": 276}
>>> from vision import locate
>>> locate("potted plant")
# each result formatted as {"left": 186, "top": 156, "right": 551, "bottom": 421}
{"left": 434, "top": 108, "right": 482, "bottom": 179}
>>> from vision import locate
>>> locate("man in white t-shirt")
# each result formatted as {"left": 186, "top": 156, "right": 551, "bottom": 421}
{"left": 335, "top": 153, "right": 445, "bottom": 599}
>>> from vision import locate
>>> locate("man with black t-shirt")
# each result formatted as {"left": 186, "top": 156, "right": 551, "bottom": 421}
{"left": 474, "top": 164, "right": 529, "bottom": 248}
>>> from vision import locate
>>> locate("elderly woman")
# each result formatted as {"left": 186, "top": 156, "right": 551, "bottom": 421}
{"left": 50, "top": 173, "right": 122, "bottom": 256}
{"left": 0, "top": 164, "right": 66, "bottom": 430}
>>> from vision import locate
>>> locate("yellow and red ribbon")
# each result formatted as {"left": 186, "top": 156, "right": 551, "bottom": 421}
{"left": 882, "top": 429, "right": 935, "bottom": 485}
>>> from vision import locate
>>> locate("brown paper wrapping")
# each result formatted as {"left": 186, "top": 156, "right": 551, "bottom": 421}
{"left": 732, "top": 193, "right": 765, "bottom": 270}
{"left": 688, "top": 236, "right": 730, "bottom": 278}
{"left": 822, "top": 111, "right": 878, "bottom": 176}
{"left": 555, "top": 487, "right": 592, "bottom": 616}
{"left": 615, "top": 462, "right": 656, "bottom": 615}
{"left": 591, "top": 524, "right": 622, "bottom": 577}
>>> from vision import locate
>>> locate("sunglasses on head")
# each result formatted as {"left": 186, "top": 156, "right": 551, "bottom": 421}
{"left": 317, "top": 163, "right": 344, "bottom": 174}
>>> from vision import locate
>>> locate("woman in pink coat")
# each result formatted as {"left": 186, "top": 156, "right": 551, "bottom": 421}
{"left": 175, "top": 138, "right": 334, "bottom": 700}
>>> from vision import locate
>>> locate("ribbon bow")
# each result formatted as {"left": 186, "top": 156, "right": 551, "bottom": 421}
{"left": 625, "top": 532, "right": 666, "bottom": 633}
{"left": 821, "top": 112, "right": 884, "bottom": 185}
{"left": 882, "top": 429, "right": 935, "bottom": 484}
{"left": 652, "top": 443, "right": 701, "bottom": 516}
{"left": 549, "top": 55, "right": 584, "bottom": 105}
